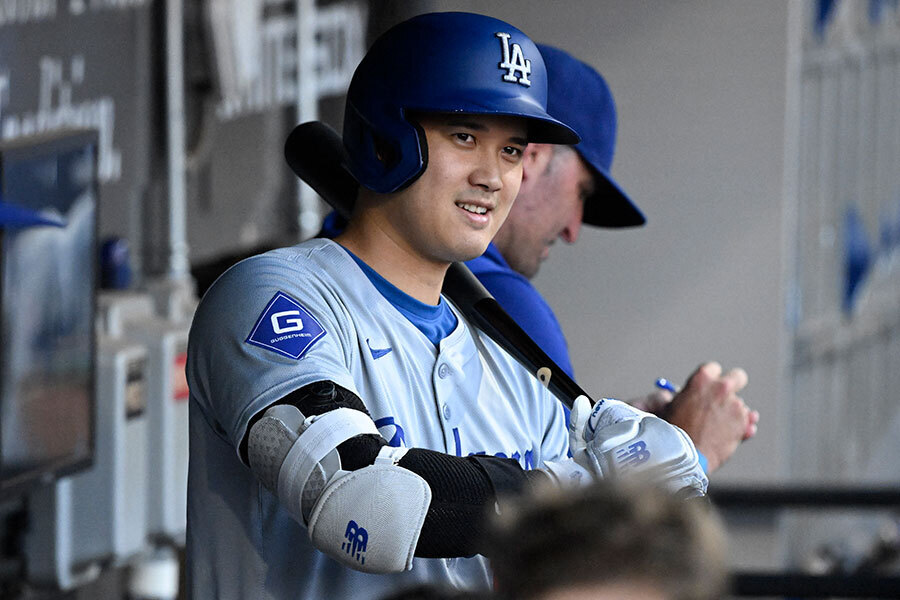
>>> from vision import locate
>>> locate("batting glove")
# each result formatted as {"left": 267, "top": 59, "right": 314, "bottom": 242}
{"left": 568, "top": 395, "right": 708, "bottom": 496}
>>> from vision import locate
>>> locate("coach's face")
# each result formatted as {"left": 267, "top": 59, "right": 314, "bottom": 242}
{"left": 494, "top": 144, "right": 593, "bottom": 279}
{"left": 386, "top": 113, "right": 528, "bottom": 264}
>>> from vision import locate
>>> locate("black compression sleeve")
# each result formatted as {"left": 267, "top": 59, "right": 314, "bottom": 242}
{"left": 398, "top": 450, "right": 550, "bottom": 558}
{"left": 240, "top": 380, "right": 385, "bottom": 468}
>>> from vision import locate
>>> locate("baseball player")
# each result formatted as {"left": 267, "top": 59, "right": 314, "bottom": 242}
{"left": 186, "top": 12, "right": 707, "bottom": 600}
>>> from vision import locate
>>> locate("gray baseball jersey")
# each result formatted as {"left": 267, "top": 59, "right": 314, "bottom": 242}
{"left": 186, "top": 238, "right": 568, "bottom": 600}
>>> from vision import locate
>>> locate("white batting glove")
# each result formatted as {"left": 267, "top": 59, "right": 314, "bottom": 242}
{"left": 569, "top": 396, "right": 708, "bottom": 496}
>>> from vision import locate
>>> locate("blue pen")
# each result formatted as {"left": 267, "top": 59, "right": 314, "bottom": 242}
{"left": 654, "top": 377, "right": 677, "bottom": 393}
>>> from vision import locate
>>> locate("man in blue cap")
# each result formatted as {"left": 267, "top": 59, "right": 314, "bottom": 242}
{"left": 466, "top": 45, "right": 759, "bottom": 473}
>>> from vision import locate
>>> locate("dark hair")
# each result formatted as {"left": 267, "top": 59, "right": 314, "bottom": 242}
{"left": 486, "top": 480, "right": 727, "bottom": 600}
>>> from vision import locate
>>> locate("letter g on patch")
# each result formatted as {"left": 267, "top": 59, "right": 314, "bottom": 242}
{"left": 271, "top": 310, "right": 305, "bottom": 334}
{"left": 246, "top": 292, "right": 326, "bottom": 359}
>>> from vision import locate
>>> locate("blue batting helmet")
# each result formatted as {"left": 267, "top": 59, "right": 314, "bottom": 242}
{"left": 343, "top": 12, "right": 580, "bottom": 194}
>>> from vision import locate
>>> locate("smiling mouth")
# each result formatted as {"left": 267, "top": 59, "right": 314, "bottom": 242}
{"left": 456, "top": 202, "right": 489, "bottom": 215}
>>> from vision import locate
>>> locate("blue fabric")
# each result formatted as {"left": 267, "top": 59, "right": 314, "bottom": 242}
{"left": 345, "top": 248, "right": 458, "bottom": 346}
{"left": 466, "top": 243, "right": 574, "bottom": 378}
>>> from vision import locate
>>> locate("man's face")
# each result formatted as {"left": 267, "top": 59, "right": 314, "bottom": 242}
{"left": 377, "top": 113, "right": 528, "bottom": 265}
{"left": 493, "top": 145, "right": 594, "bottom": 279}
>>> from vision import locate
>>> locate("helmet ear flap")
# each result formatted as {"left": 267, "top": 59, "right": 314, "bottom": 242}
{"left": 342, "top": 102, "right": 399, "bottom": 191}
{"left": 389, "top": 118, "right": 428, "bottom": 193}
{"left": 343, "top": 102, "right": 428, "bottom": 194}
{"left": 368, "top": 119, "right": 429, "bottom": 193}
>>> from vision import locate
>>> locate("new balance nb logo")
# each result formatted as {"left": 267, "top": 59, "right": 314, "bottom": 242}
{"left": 342, "top": 520, "right": 368, "bottom": 565}
{"left": 496, "top": 32, "right": 531, "bottom": 86}
{"left": 616, "top": 441, "right": 651, "bottom": 468}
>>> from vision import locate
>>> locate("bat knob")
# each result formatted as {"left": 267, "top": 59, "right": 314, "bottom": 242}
{"left": 537, "top": 367, "right": 552, "bottom": 388}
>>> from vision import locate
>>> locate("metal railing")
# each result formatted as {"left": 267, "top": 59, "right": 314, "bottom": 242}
{"left": 713, "top": 484, "right": 900, "bottom": 597}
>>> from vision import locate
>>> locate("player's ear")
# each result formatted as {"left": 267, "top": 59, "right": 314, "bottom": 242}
{"left": 521, "top": 143, "right": 554, "bottom": 181}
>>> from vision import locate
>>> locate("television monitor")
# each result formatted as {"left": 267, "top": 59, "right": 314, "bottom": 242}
{"left": 0, "top": 130, "right": 97, "bottom": 499}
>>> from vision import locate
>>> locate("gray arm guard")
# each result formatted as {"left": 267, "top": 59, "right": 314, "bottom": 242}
{"left": 247, "top": 405, "right": 432, "bottom": 573}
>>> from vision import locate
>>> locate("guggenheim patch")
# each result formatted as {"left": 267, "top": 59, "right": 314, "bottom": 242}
{"left": 246, "top": 292, "right": 326, "bottom": 359}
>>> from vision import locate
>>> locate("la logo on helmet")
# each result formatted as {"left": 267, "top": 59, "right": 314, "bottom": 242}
{"left": 496, "top": 32, "right": 531, "bottom": 86}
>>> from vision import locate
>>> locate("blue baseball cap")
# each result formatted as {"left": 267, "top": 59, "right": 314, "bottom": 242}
{"left": 0, "top": 202, "right": 65, "bottom": 229}
{"left": 539, "top": 44, "right": 646, "bottom": 228}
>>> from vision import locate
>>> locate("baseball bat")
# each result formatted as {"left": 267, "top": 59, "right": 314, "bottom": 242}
{"left": 284, "top": 121, "right": 592, "bottom": 410}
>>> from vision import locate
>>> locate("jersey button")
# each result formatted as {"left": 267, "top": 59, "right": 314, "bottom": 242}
{"left": 438, "top": 363, "right": 450, "bottom": 378}
{"left": 442, "top": 403, "right": 452, "bottom": 421}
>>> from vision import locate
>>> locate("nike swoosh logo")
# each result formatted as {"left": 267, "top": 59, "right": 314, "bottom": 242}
{"left": 366, "top": 338, "right": 393, "bottom": 359}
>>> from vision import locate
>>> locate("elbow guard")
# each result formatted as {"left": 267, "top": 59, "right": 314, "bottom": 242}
{"left": 248, "top": 404, "right": 432, "bottom": 573}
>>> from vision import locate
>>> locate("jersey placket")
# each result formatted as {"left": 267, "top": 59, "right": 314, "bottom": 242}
{"left": 431, "top": 329, "right": 481, "bottom": 453}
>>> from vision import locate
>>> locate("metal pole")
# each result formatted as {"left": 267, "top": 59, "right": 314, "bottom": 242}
{"left": 296, "top": 0, "right": 320, "bottom": 241}
{"left": 166, "top": 0, "right": 189, "bottom": 278}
